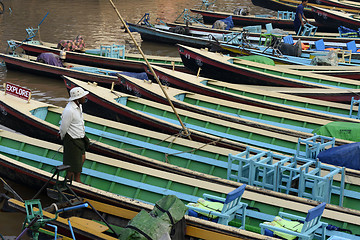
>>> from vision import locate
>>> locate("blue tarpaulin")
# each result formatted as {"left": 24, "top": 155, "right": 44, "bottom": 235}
{"left": 212, "top": 16, "right": 234, "bottom": 30}
{"left": 317, "top": 142, "right": 360, "bottom": 170}
{"left": 113, "top": 71, "right": 149, "bottom": 80}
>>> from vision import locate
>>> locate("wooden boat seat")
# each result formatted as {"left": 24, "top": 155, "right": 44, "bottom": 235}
{"left": 100, "top": 44, "right": 125, "bottom": 59}
{"left": 243, "top": 25, "right": 262, "bottom": 33}
{"left": 349, "top": 97, "right": 360, "bottom": 119}
{"left": 69, "top": 217, "right": 109, "bottom": 233}
{"left": 228, "top": 147, "right": 291, "bottom": 191}
{"left": 260, "top": 202, "right": 328, "bottom": 240}
{"left": 296, "top": 135, "right": 335, "bottom": 160}
{"left": 186, "top": 185, "right": 247, "bottom": 229}
{"left": 265, "top": 23, "right": 273, "bottom": 34}
{"left": 336, "top": 49, "right": 352, "bottom": 63}
{"left": 297, "top": 23, "right": 318, "bottom": 36}
{"left": 283, "top": 35, "right": 294, "bottom": 45}
{"left": 277, "top": 10, "right": 295, "bottom": 20}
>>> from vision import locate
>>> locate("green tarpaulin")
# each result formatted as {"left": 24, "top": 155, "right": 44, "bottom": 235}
{"left": 118, "top": 195, "right": 187, "bottom": 240}
{"left": 312, "top": 121, "right": 360, "bottom": 142}
{"left": 237, "top": 55, "right": 275, "bottom": 66}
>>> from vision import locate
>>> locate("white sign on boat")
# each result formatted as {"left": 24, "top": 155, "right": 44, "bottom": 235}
{"left": 4, "top": 82, "right": 32, "bottom": 102}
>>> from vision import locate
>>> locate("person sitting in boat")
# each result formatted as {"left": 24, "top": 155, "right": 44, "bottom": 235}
{"left": 294, "top": 0, "right": 308, "bottom": 35}
{"left": 59, "top": 87, "right": 90, "bottom": 183}
{"left": 36, "top": 52, "right": 64, "bottom": 67}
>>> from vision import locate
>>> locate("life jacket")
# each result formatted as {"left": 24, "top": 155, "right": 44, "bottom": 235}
{"left": 263, "top": 216, "right": 303, "bottom": 240}
{"left": 187, "top": 198, "right": 224, "bottom": 219}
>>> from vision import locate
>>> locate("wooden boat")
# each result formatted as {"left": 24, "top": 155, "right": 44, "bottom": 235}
{"left": 65, "top": 76, "right": 357, "bottom": 157}
{"left": 2, "top": 130, "right": 360, "bottom": 238}
{"left": 167, "top": 21, "right": 360, "bottom": 46}
{"left": 315, "top": 0, "right": 360, "bottom": 11}
{"left": 0, "top": 82, "right": 352, "bottom": 211}
{"left": 145, "top": 65, "right": 360, "bottom": 113}
{"left": 127, "top": 22, "right": 221, "bottom": 49}
{"left": 0, "top": 52, "right": 122, "bottom": 86}
{"left": 311, "top": 6, "right": 360, "bottom": 30}
{"left": 0, "top": 130, "right": 264, "bottom": 239}
{"left": 189, "top": 8, "right": 326, "bottom": 31}
{"left": 219, "top": 41, "right": 360, "bottom": 65}
{"left": 0, "top": 85, "right": 251, "bottom": 182}
{"left": 3, "top": 82, "right": 358, "bottom": 211}
{"left": 280, "top": 64, "right": 360, "bottom": 80}
{"left": 177, "top": 44, "right": 360, "bottom": 89}
{"left": 251, "top": 0, "right": 360, "bottom": 18}
{"left": 11, "top": 39, "right": 188, "bottom": 73}
{"left": 117, "top": 71, "right": 360, "bottom": 132}
{"left": 257, "top": 87, "right": 360, "bottom": 103}
{"left": 0, "top": 82, "right": 249, "bottom": 156}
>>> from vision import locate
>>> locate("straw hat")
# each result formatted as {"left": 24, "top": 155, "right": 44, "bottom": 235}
{"left": 68, "top": 87, "right": 89, "bottom": 101}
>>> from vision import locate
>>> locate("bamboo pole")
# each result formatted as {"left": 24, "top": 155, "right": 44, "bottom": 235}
{"left": 108, "top": 0, "right": 191, "bottom": 140}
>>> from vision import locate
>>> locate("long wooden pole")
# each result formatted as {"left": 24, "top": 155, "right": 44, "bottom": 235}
{"left": 108, "top": 0, "right": 191, "bottom": 140}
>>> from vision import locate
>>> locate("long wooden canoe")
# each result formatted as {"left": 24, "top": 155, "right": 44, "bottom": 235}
{"left": 168, "top": 21, "right": 360, "bottom": 45}
{"left": 312, "top": 6, "right": 360, "bottom": 30}
{"left": 7, "top": 196, "right": 268, "bottom": 240}
{"left": 316, "top": 0, "right": 360, "bottom": 11}
{"left": 117, "top": 72, "right": 359, "bottom": 134}
{"left": 0, "top": 130, "right": 360, "bottom": 237}
{"left": 145, "top": 65, "right": 360, "bottom": 111}
{"left": 0, "top": 131, "right": 270, "bottom": 239}
{"left": 188, "top": 8, "right": 323, "bottom": 30}
{"left": 127, "top": 22, "right": 221, "bottom": 49}
{"left": 11, "top": 39, "right": 188, "bottom": 73}
{"left": 1, "top": 86, "right": 357, "bottom": 208}
{"left": 64, "top": 76, "right": 356, "bottom": 157}
{"left": 278, "top": 65, "right": 360, "bottom": 80}
{"left": 251, "top": 0, "right": 360, "bottom": 18}
{"left": 0, "top": 52, "right": 120, "bottom": 86}
{"left": 177, "top": 44, "right": 360, "bottom": 89}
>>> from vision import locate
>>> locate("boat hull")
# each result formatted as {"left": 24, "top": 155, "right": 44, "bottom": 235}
{"left": 178, "top": 46, "right": 313, "bottom": 87}
{"left": 128, "top": 23, "right": 217, "bottom": 49}
{"left": 312, "top": 6, "right": 360, "bottom": 29}
{"left": 64, "top": 77, "right": 247, "bottom": 151}
{"left": 15, "top": 40, "right": 189, "bottom": 73}
{"left": 0, "top": 53, "right": 118, "bottom": 86}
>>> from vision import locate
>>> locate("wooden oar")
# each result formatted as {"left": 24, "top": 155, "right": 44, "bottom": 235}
{"left": 108, "top": 0, "right": 192, "bottom": 140}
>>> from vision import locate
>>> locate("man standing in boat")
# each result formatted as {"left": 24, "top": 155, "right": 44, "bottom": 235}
{"left": 294, "top": 0, "right": 308, "bottom": 35}
{"left": 59, "top": 87, "right": 90, "bottom": 183}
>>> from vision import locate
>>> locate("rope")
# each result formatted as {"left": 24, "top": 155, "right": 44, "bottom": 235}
{"left": 164, "top": 137, "right": 224, "bottom": 163}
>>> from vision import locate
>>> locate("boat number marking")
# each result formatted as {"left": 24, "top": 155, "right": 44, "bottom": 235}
{"left": 0, "top": 106, "right": 7, "bottom": 116}
{"left": 195, "top": 57, "right": 203, "bottom": 67}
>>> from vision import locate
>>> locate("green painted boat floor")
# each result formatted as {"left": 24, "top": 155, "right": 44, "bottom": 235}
{"left": 232, "top": 61, "right": 360, "bottom": 89}
{"left": 0, "top": 133, "right": 359, "bottom": 235}
{"left": 207, "top": 83, "right": 351, "bottom": 117}
{"left": 41, "top": 110, "right": 359, "bottom": 212}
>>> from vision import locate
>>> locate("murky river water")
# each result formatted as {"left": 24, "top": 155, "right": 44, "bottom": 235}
{"left": 0, "top": 0, "right": 273, "bottom": 237}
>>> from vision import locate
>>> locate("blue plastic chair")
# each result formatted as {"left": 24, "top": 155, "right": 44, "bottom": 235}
{"left": 260, "top": 202, "right": 328, "bottom": 240}
{"left": 266, "top": 23, "right": 273, "bottom": 34}
{"left": 283, "top": 35, "right": 294, "bottom": 45}
{"left": 315, "top": 39, "right": 341, "bottom": 51}
{"left": 315, "top": 39, "right": 326, "bottom": 51}
{"left": 346, "top": 40, "right": 359, "bottom": 53}
{"left": 186, "top": 185, "right": 247, "bottom": 229}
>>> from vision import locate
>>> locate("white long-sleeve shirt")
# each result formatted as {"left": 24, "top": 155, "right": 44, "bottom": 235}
{"left": 59, "top": 101, "right": 85, "bottom": 140}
